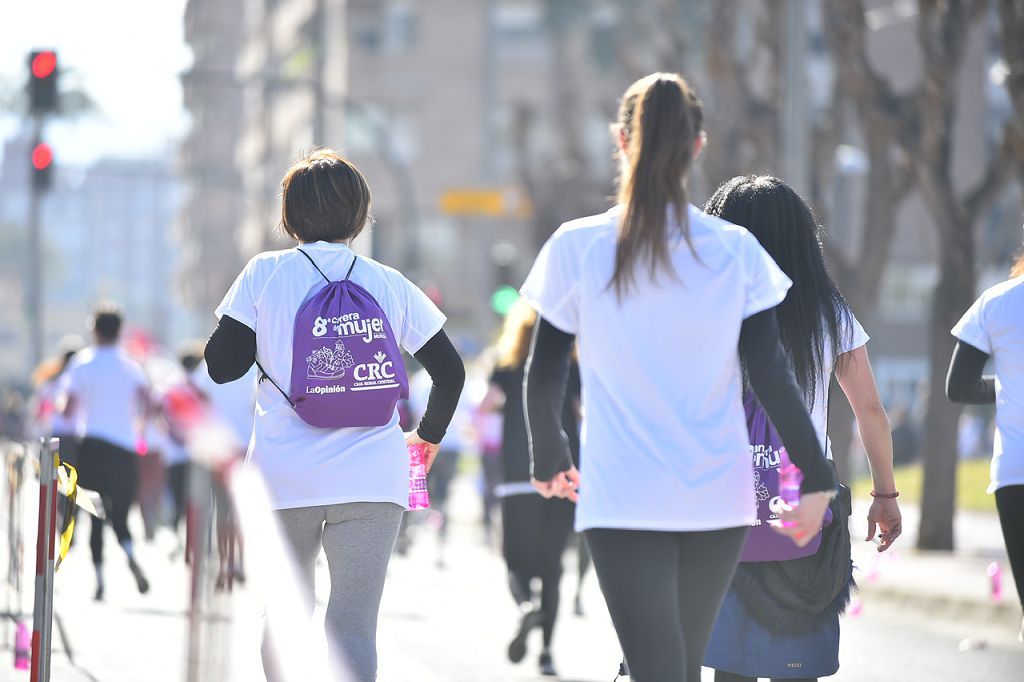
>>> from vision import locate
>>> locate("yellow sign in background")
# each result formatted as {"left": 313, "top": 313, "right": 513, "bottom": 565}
{"left": 439, "top": 187, "right": 532, "bottom": 218}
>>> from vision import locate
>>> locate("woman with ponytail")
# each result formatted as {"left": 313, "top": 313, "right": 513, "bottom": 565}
{"left": 520, "top": 73, "right": 836, "bottom": 681}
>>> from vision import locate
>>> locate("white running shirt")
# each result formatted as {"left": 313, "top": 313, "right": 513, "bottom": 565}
{"left": 952, "top": 276, "right": 1024, "bottom": 493}
{"left": 521, "top": 204, "right": 792, "bottom": 532}
{"left": 812, "top": 317, "right": 870, "bottom": 461}
{"left": 62, "top": 346, "right": 148, "bottom": 452}
{"left": 216, "top": 241, "right": 446, "bottom": 510}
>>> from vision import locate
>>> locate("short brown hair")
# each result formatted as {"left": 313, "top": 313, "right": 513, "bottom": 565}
{"left": 280, "top": 149, "right": 372, "bottom": 243}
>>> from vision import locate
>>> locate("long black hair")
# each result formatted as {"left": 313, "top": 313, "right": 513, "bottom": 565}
{"left": 705, "top": 175, "right": 852, "bottom": 407}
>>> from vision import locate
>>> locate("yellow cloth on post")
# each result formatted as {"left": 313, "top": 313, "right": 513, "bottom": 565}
{"left": 55, "top": 455, "right": 77, "bottom": 572}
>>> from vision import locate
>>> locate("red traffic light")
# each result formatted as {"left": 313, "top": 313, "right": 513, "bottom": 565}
{"left": 32, "top": 143, "right": 53, "bottom": 171}
{"left": 31, "top": 51, "right": 57, "bottom": 79}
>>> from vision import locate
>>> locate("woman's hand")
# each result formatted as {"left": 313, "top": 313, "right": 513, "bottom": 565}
{"left": 532, "top": 466, "right": 580, "bottom": 503}
{"left": 405, "top": 431, "right": 441, "bottom": 473}
{"left": 866, "top": 497, "right": 902, "bottom": 552}
{"left": 771, "top": 491, "right": 833, "bottom": 547}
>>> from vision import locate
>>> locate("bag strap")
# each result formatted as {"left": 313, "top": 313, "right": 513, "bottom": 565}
{"left": 296, "top": 248, "right": 331, "bottom": 283}
{"left": 296, "top": 248, "right": 358, "bottom": 283}
{"left": 254, "top": 359, "right": 295, "bottom": 408}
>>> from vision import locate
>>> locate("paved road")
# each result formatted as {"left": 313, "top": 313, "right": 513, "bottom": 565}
{"left": 1, "top": 470, "right": 1020, "bottom": 681}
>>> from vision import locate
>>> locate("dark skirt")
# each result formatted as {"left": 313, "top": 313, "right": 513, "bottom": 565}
{"left": 704, "top": 587, "right": 841, "bottom": 679}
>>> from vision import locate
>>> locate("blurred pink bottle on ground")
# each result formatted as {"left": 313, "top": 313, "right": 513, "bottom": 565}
{"left": 987, "top": 561, "right": 1003, "bottom": 603}
{"left": 408, "top": 443, "right": 431, "bottom": 510}
{"left": 14, "top": 621, "right": 29, "bottom": 669}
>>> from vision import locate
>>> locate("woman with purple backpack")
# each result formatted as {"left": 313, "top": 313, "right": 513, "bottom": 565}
{"left": 521, "top": 73, "right": 835, "bottom": 682}
{"left": 204, "top": 149, "right": 465, "bottom": 681}
{"left": 702, "top": 175, "right": 902, "bottom": 682}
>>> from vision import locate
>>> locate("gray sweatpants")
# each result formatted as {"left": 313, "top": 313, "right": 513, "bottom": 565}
{"left": 265, "top": 502, "right": 404, "bottom": 682}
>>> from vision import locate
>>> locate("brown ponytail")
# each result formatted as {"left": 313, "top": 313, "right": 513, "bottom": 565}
{"left": 611, "top": 73, "right": 704, "bottom": 297}
{"left": 1011, "top": 250, "right": 1024, "bottom": 278}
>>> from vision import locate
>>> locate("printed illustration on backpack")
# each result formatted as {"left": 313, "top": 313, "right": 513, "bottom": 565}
{"left": 306, "top": 339, "right": 355, "bottom": 380}
{"left": 752, "top": 468, "right": 771, "bottom": 502}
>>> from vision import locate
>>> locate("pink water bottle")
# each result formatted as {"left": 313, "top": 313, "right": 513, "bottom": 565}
{"left": 408, "top": 443, "right": 431, "bottom": 510}
{"left": 14, "top": 621, "right": 30, "bottom": 669}
{"left": 987, "top": 561, "right": 1003, "bottom": 603}
{"left": 778, "top": 448, "right": 801, "bottom": 526}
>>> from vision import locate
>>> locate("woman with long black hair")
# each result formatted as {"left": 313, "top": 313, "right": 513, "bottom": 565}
{"left": 702, "top": 175, "right": 902, "bottom": 682}
{"left": 520, "top": 73, "right": 836, "bottom": 682}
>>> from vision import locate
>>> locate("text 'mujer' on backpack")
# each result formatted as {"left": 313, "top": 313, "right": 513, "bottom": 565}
{"left": 256, "top": 249, "right": 410, "bottom": 429}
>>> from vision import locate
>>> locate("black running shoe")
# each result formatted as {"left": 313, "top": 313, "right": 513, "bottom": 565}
{"left": 539, "top": 651, "right": 557, "bottom": 676}
{"left": 507, "top": 609, "right": 544, "bottom": 663}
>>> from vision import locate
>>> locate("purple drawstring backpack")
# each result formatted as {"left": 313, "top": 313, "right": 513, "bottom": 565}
{"left": 739, "top": 390, "right": 833, "bottom": 562}
{"left": 256, "top": 249, "right": 409, "bottom": 429}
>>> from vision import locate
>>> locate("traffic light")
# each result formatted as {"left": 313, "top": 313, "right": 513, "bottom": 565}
{"left": 32, "top": 142, "right": 53, "bottom": 191}
{"left": 28, "top": 50, "right": 58, "bottom": 114}
{"left": 490, "top": 285, "right": 519, "bottom": 316}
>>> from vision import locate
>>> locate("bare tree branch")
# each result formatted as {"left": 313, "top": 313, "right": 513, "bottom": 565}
{"left": 965, "top": 125, "right": 1018, "bottom": 219}
{"left": 969, "top": 0, "right": 992, "bottom": 22}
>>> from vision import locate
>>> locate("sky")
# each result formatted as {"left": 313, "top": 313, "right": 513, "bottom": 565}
{"left": 0, "top": 0, "right": 192, "bottom": 168}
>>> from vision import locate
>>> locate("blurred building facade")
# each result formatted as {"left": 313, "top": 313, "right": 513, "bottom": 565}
{"left": 178, "top": 0, "right": 248, "bottom": 333}
{"left": 180, "top": 0, "right": 681, "bottom": 345}
{"left": 0, "top": 135, "right": 180, "bottom": 381}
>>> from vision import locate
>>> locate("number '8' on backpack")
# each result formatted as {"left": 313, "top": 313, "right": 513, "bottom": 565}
{"left": 257, "top": 249, "right": 410, "bottom": 428}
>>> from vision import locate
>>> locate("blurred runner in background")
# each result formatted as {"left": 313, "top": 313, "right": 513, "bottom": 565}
{"left": 60, "top": 302, "right": 151, "bottom": 600}
{"left": 488, "top": 299, "right": 580, "bottom": 677}
{"left": 191, "top": 357, "right": 257, "bottom": 587}
{"left": 30, "top": 335, "right": 83, "bottom": 463}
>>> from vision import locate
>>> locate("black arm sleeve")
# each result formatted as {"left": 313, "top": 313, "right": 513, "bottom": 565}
{"left": 946, "top": 341, "right": 996, "bottom": 405}
{"left": 411, "top": 330, "right": 466, "bottom": 444}
{"left": 524, "top": 318, "right": 575, "bottom": 481}
{"left": 204, "top": 315, "right": 257, "bottom": 384}
{"left": 739, "top": 308, "right": 837, "bottom": 495}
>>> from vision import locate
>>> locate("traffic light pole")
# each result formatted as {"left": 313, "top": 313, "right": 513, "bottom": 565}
{"left": 27, "top": 118, "right": 43, "bottom": 369}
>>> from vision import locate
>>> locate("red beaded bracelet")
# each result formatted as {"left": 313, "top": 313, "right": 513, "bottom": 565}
{"left": 870, "top": 490, "right": 900, "bottom": 499}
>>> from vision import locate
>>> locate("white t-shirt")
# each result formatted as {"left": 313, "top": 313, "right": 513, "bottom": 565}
{"left": 62, "top": 346, "right": 148, "bottom": 452}
{"left": 192, "top": 361, "right": 258, "bottom": 449}
{"left": 215, "top": 241, "right": 446, "bottom": 510}
{"left": 951, "top": 276, "right": 1024, "bottom": 493}
{"left": 520, "top": 204, "right": 792, "bottom": 532}
{"left": 811, "top": 316, "right": 870, "bottom": 460}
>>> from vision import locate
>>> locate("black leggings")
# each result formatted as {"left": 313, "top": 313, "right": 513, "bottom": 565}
{"left": 166, "top": 462, "right": 189, "bottom": 530}
{"left": 586, "top": 525, "right": 748, "bottom": 682}
{"left": 76, "top": 438, "right": 139, "bottom": 565}
{"left": 504, "top": 495, "right": 576, "bottom": 647}
{"left": 995, "top": 485, "right": 1024, "bottom": 610}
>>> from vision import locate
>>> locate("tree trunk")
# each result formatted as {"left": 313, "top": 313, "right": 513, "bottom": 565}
{"left": 917, "top": 216, "right": 975, "bottom": 550}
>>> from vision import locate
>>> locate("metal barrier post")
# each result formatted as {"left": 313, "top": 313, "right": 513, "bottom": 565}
{"left": 30, "top": 438, "right": 57, "bottom": 682}
{"left": 6, "top": 443, "right": 30, "bottom": 670}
